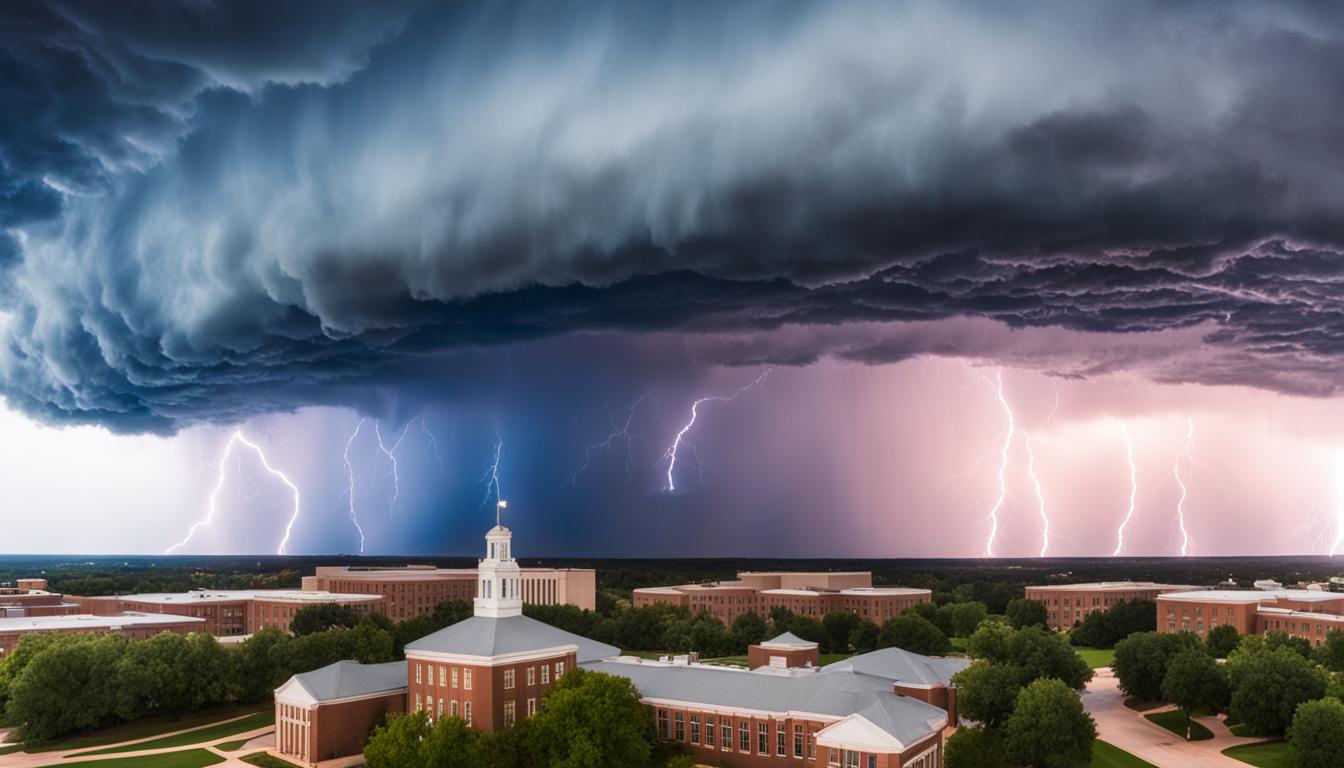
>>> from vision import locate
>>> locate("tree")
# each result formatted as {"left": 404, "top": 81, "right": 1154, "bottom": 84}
{"left": 8, "top": 633, "right": 127, "bottom": 742}
{"left": 1227, "top": 646, "right": 1328, "bottom": 737}
{"left": 1005, "top": 598, "right": 1048, "bottom": 630}
{"left": 848, "top": 621, "right": 879, "bottom": 654}
{"left": 663, "top": 612, "right": 732, "bottom": 657}
{"left": 952, "top": 660, "right": 1025, "bottom": 728}
{"left": 523, "top": 668, "right": 655, "bottom": 768}
{"left": 878, "top": 614, "right": 951, "bottom": 656}
{"left": 1004, "top": 679, "right": 1097, "bottom": 768}
{"left": 231, "top": 627, "right": 291, "bottom": 703}
{"left": 1161, "top": 649, "right": 1227, "bottom": 739}
{"left": 904, "top": 602, "right": 950, "bottom": 634}
{"left": 822, "top": 612, "right": 864, "bottom": 654}
{"left": 944, "top": 726, "right": 1008, "bottom": 768}
{"left": 1206, "top": 625, "right": 1240, "bottom": 659}
{"left": 1112, "top": 631, "right": 1202, "bottom": 703}
{"left": 363, "top": 710, "right": 430, "bottom": 768}
{"left": 422, "top": 715, "right": 480, "bottom": 768}
{"left": 290, "top": 603, "right": 362, "bottom": 636}
{"left": 1288, "top": 697, "right": 1344, "bottom": 768}
{"left": 729, "top": 612, "right": 769, "bottom": 653}
{"left": 939, "top": 601, "right": 989, "bottom": 638}
{"left": 1315, "top": 630, "right": 1344, "bottom": 673}
{"left": 1005, "top": 627, "right": 1092, "bottom": 691}
{"left": 966, "top": 619, "right": 1015, "bottom": 663}
{"left": 1069, "top": 600, "right": 1156, "bottom": 649}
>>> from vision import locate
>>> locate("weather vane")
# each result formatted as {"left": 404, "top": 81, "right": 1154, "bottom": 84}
{"left": 496, "top": 498, "right": 508, "bottom": 526}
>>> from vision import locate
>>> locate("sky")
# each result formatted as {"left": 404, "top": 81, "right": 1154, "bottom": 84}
{"left": 4, "top": 1, "right": 1344, "bottom": 557}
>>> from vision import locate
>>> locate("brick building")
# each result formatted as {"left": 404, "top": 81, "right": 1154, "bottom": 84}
{"left": 0, "top": 612, "right": 205, "bottom": 655}
{"left": 75, "top": 589, "right": 387, "bottom": 637}
{"left": 749, "top": 631, "right": 821, "bottom": 670}
{"left": 635, "top": 572, "right": 931, "bottom": 625}
{"left": 273, "top": 514, "right": 964, "bottom": 768}
{"left": 1024, "top": 582, "right": 1198, "bottom": 631}
{"left": 1156, "top": 589, "right": 1344, "bottom": 646}
{"left": 302, "top": 564, "right": 596, "bottom": 619}
{"left": 0, "top": 579, "right": 82, "bottom": 618}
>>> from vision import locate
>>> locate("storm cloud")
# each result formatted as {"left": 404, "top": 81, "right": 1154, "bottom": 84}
{"left": 4, "top": 0, "right": 1344, "bottom": 431}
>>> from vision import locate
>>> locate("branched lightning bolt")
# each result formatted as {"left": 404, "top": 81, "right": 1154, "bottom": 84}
{"left": 570, "top": 393, "right": 656, "bottom": 485}
{"left": 481, "top": 430, "right": 503, "bottom": 510}
{"left": 343, "top": 420, "right": 367, "bottom": 553}
{"left": 374, "top": 419, "right": 413, "bottom": 514}
{"left": 1173, "top": 416, "right": 1195, "bottom": 556}
{"left": 1112, "top": 423, "right": 1138, "bottom": 557}
{"left": 983, "top": 370, "right": 1015, "bottom": 558}
{"left": 420, "top": 415, "right": 444, "bottom": 466}
{"left": 663, "top": 368, "right": 771, "bottom": 492}
{"left": 166, "top": 431, "right": 302, "bottom": 555}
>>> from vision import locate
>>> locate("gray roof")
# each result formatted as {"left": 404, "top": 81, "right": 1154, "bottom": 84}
{"left": 583, "top": 660, "right": 946, "bottom": 747}
{"left": 291, "top": 660, "right": 407, "bottom": 702}
{"left": 404, "top": 615, "right": 620, "bottom": 662}
{"left": 822, "top": 647, "right": 969, "bottom": 686}
{"left": 763, "top": 631, "right": 816, "bottom": 647}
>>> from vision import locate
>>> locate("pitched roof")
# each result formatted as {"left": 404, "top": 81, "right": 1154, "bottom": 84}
{"left": 278, "top": 660, "right": 407, "bottom": 704}
{"left": 760, "top": 631, "right": 817, "bottom": 649}
{"left": 404, "top": 615, "right": 619, "bottom": 662}
{"left": 822, "top": 647, "right": 969, "bottom": 686}
{"left": 582, "top": 660, "right": 946, "bottom": 748}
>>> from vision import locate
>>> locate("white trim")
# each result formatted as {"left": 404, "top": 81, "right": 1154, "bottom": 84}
{"left": 276, "top": 685, "right": 407, "bottom": 709}
{"left": 815, "top": 714, "right": 909, "bottom": 752}
{"left": 406, "top": 645, "right": 577, "bottom": 666}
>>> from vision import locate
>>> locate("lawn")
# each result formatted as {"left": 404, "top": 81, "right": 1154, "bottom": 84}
{"left": 70, "top": 711, "right": 275, "bottom": 757}
{"left": 1091, "top": 740, "right": 1158, "bottom": 768}
{"left": 1123, "top": 698, "right": 1165, "bottom": 712}
{"left": 1222, "top": 741, "right": 1292, "bottom": 768}
{"left": 1144, "top": 710, "right": 1214, "bottom": 741}
{"left": 217, "top": 733, "right": 269, "bottom": 752}
{"left": 241, "top": 752, "right": 302, "bottom": 768}
{"left": 1229, "top": 722, "right": 1265, "bottom": 738}
{"left": 1075, "top": 647, "right": 1117, "bottom": 669}
{"left": 0, "top": 744, "right": 22, "bottom": 756}
{"left": 14, "top": 704, "right": 268, "bottom": 754}
{"left": 38, "top": 748, "right": 226, "bottom": 768}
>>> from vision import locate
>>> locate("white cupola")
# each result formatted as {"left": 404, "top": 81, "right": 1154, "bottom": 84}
{"left": 474, "top": 500, "right": 523, "bottom": 618}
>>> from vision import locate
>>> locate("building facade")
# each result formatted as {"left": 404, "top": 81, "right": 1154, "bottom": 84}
{"left": 75, "top": 589, "right": 387, "bottom": 637}
{"left": 1024, "top": 582, "right": 1199, "bottom": 631}
{"left": 635, "top": 572, "right": 931, "bottom": 625}
{"left": 0, "top": 580, "right": 81, "bottom": 618}
{"left": 0, "top": 612, "right": 205, "bottom": 655}
{"left": 302, "top": 563, "right": 596, "bottom": 619}
{"left": 1156, "top": 589, "right": 1344, "bottom": 646}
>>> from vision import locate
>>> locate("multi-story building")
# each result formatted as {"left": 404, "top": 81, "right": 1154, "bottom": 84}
{"left": 272, "top": 518, "right": 964, "bottom": 768}
{"left": 1156, "top": 589, "right": 1344, "bottom": 646}
{"left": 0, "top": 612, "right": 205, "bottom": 655}
{"left": 0, "top": 579, "right": 81, "bottom": 618}
{"left": 75, "top": 589, "right": 387, "bottom": 637}
{"left": 1024, "top": 582, "right": 1199, "bottom": 631}
{"left": 635, "top": 572, "right": 931, "bottom": 625}
{"left": 302, "top": 563, "right": 596, "bottom": 619}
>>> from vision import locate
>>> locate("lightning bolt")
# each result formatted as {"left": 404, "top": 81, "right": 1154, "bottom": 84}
{"left": 481, "top": 430, "right": 503, "bottom": 510}
{"left": 374, "top": 419, "right": 413, "bottom": 514}
{"left": 1112, "top": 422, "right": 1138, "bottom": 557}
{"left": 663, "top": 368, "right": 771, "bottom": 492}
{"left": 420, "top": 415, "right": 444, "bottom": 466}
{"left": 1173, "top": 417, "right": 1195, "bottom": 556}
{"left": 166, "top": 431, "right": 302, "bottom": 555}
{"left": 343, "top": 420, "right": 368, "bottom": 553}
{"left": 570, "top": 393, "right": 656, "bottom": 485}
{"left": 983, "top": 369, "right": 1014, "bottom": 558}
{"left": 1022, "top": 432, "right": 1049, "bottom": 558}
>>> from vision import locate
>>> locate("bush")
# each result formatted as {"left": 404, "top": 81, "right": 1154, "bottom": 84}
{"left": 1287, "top": 697, "right": 1344, "bottom": 768}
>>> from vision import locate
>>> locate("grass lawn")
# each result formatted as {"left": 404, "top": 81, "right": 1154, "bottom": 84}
{"left": 0, "top": 744, "right": 23, "bottom": 755}
{"left": 949, "top": 636, "right": 969, "bottom": 652}
{"left": 217, "top": 733, "right": 269, "bottom": 752}
{"left": 16, "top": 704, "right": 268, "bottom": 754}
{"left": 1123, "top": 698, "right": 1165, "bottom": 712}
{"left": 1076, "top": 647, "right": 1117, "bottom": 669}
{"left": 70, "top": 711, "right": 275, "bottom": 757}
{"left": 39, "top": 748, "right": 226, "bottom": 768}
{"left": 1228, "top": 722, "right": 1266, "bottom": 738}
{"left": 241, "top": 752, "right": 302, "bottom": 768}
{"left": 1144, "top": 710, "right": 1213, "bottom": 741}
{"left": 1222, "top": 741, "right": 1292, "bottom": 768}
{"left": 1091, "top": 740, "right": 1159, "bottom": 768}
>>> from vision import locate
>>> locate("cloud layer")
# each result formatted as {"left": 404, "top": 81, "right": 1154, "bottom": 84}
{"left": 4, "top": 1, "right": 1344, "bottom": 431}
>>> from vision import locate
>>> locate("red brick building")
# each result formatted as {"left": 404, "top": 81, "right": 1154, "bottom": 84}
{"left": 0, "top": 580, "right": 81, "bottom": 618}
{"left": 1157, "top": 589, "right": 1344, "bottom": 646}
{"left": 273, "top": 660, "right": 407, "bottom": 764}
{"left": 0, "top": 612, "right": 205, "bottom": 655}
{"left": 635, "top": 572, "right": 931, "bottom": 625}
{"left": 75, "top": 589, "right": 387, "bottom": 637}
{"left": 1024, "top": 582, "right": 1198, "bottom": 630}
{"left": 302, "top": 564, "right": 596, "bottom": 619}
{"left": 749, "top": 631, "right": 821, "bottom": 670}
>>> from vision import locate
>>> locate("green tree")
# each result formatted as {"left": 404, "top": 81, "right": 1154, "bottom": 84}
{"left": 966, "top": 619, "right": 1015, "bottom": 663}
{"left": 1003, "top": 678, "right": 1097, "bottom": 768}
{"left": 363, "top": 710, "right": 430, "bottom": 768}
{"left": 523, "top": 668, "right": 655, "bottom": 768}
{"left": 729, "top": 612, "right": 769, "bottom": 653}
{"left": 877, "top": 614, "right": 951, "bottom": 655}
{"left": 905, "top": 602, "right": 951, "bottom": 634}
{"left": 9, "top": 633, "right": 128, "bottom": 742}
{"left": 848, "top": 621, "right": 879, "bottom": 654}
{"left": 1004, "top": 598, "right": 1048, "bottom": 629}
{"left": 952, "top": 659, "right": 1025, "bottom": 728}
{"left": 290, "top": 603, "right": 362, "bottom": 636}
{"left": 113, "top": 632, "right": 192, "bottom": 720}
{"left": 1227, "top": 646, "right": 1328, "bottom": 737}
{"left": 1287, "top": 697, "right": 1344, "bottom": 768}
{"left": 231, "top": 627, "right": 292, "bottom": 703}
{"left": 822, "top": 612, "right": 864, "bottom": 654}
{"left": 663, "top": 612, "right": 732, "bottom": 657}
{"left": 939, "top": 601, "right": 989, "bottom": 638}
{"left": 944, "top": 726, "right": 1008, "bottom": 768}
{"left": 1160, "top": 649, "right": 1227, "bottom": 739}
{"left": 1112, "top": 631, "right": 1202, "bottom": 703}
{"left": 422, "top": 715, "right": 479, "bottom": 768}
{"left": 1314, "top": 630, "right": 1344, "bottom": 672}
{"left": 1006, "top": 627, "right": 1093, "bottom": 690}
{"left": 351, "top": 618, "right": 397, "bottom": 664}
{"left": 1206, "top": 625, "right": 1240, "bottom": 659}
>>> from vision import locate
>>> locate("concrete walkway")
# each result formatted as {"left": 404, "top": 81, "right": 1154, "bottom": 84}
{"left": 0, "top": 713, "right": 276, "bottom": 768}
{"left": 1083, "top": 667, "right": 1265, "bottom": 768}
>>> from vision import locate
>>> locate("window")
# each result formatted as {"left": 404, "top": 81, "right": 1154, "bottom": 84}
{"left": 527, "top": 666, "right": 536, "bottom": 686}
{"left": 794, "top": 724, "right": 804, "bottom": 757}
{"left": 464, "top": 668, "right": 473, "bottom": 690}
{"left": 527, "top": 698, "right": 537, "bottom": 717}
{"left": 675, "top": 712, "right": 686, "bottom": 741}
{"left": 504, "top": 669, "right": 515, "bottom": 689}
{"left": 451, "top": 700, "right": 458, "bottom": 717}
{"left": 556, "top": 661, "right": 566, "bottom": 677}
{"left": 777, "top": 724, "right": 786, "bottom": 755}
{"left": 706, "top": 717, "right": 715, "bottom": 746}
{"left": 452, "top": 667, "right": 458, "bottom": 688}
{"left": 658, "top": 710, "right": 670, "bottom": 739}
{"left": 438, "top": 666, "right": 446, "bottom": 686}
{"left": 690, "top": 715, "right": 701, "bottom": 744}
{"left": 504, "top": 701, "right": 516, "bottom": 728}
{"left": 437, "top": 698, "right": 444, "bottom": 717}
{"left": 758, "top": 723, "right": 768, "bottom": 754}
{"left": 829, "top": 748, "right": 839, "bottom": 766}
{"left": 722, "top": 720, "right": 732, "bottom": 751}
{"left": 416, "top": 663, "right": 423, "bottom": 684}
{"left": 739, "top": 721, "right": 750, "bottom": 751}
{"left": 415, "top": 692, "right": 422, "bottom": 711}
{"left": 464, "top": 701, "right": 472, "bottom": 725}
{"left": 868, "top": 756, "right": 876, "bottom": 768}
{"left": 541, "top": 665, "right": 550, "bottom": 685}
{"left": 845, "top": 750, "right": 859, "bottom": 768}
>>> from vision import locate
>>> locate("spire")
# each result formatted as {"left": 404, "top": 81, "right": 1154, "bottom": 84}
{"left": 496, "top": 498, "right": 507, "bottom": 527}
{"left": 474, "top": 499, "right": 522, "bottom": 618}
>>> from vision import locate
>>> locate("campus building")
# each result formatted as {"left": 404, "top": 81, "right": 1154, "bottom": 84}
{"left": 75, "top": 589, "right": 388, "bottom": 637}
{"left": 1156, "top": 589, "right": 1344, "bottom": 646}
{"left": 302, "top": 562, "right": 596, "bottom": 618}
{"left": 1024, "top": 582, "right": 1199, "bottom": 631}
{"left": 273, "top": 517, "right": 965, "bottom": 768}
{"left": 0, "top": 579, "right": 81, "bottom": 618}
{"left": 635, "top": 572, "right": 931, "bottom": 625}
{"left": 0, "top": 612, "right": 205, "bottom": 655}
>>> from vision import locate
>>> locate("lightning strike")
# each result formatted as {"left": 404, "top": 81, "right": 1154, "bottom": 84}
{"left": 1172, "top": 417, "right": 1195, "bottom": 556}
{"left": 166, "top": 431, "right": 302, "bottom": 555}
{"left": 343, "top": 420, "right": 368, "bottom": 553}
{"left": 983, "top": 369, "right": 1014, "bottom": 558}
{"left": 1111, "top": 423, "right": 1138, "bottom": 557}
{"left": 570, "top": 393, "right": 656, "bottom": 485}
{"left": 481, "top": 430, "right": 503, "bottom": 510}
{"left": 663, "top": 368, "right": 771, "bottom": 492}
{"left": 1022, "top": 432, "right": 1049, "bottom": 558}
{"left": 420, "top": 415, "right": 444, "bottom": 466}
{"left": 374, "top": 419, "right": 413, "bottom": 514}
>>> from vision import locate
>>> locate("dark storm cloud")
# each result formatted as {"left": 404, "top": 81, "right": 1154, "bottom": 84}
{"left": 3, "top": 0, "right": 1344, "bottom": 431}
